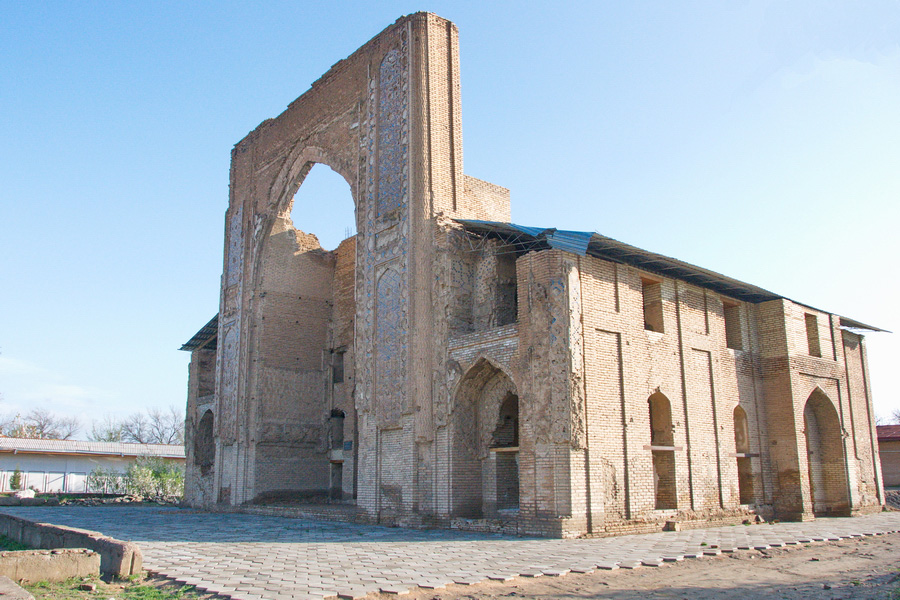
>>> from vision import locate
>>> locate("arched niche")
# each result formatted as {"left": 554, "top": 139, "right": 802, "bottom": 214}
{"left": 451, "top": 358, "right": 519, "bottom": 517}
{"left": 803, "top": 389, "right": 849, "bottom": 515}
{"left": 648, "top": 392, "right": 674, "bottom": 446}
{"left": 733, "top": 405, "right": 754, "bottom": 504}
{"left": 648, "top": 392, "right": 676, "bottom": 510}
{"left": 194, "top": 410, "right": 215, "bottom": 477}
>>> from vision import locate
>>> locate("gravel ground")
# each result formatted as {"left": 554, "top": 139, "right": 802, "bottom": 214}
{"left": 372, "top": 532, "right": 900, "bottom": 600}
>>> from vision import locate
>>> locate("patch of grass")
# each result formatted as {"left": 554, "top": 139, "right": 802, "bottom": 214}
{"left": 0, "top": 534, "right": 29, "bottom": 551}
{"left": 123, "top": 584, "right": 197, "bottom": 600}
{"left": 25, "top": 574, "right": 215, "bottom": 600}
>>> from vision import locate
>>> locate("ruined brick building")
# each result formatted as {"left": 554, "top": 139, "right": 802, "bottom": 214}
{"left": 181, "top": 13, "right": 885, "bottom": 537}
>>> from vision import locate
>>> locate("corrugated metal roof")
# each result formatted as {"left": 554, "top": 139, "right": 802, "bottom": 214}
{"left": 180, "top": 315, "right": 218, "bottom": 352}
{"left": 0, "top": 438, "right": 185, "bottom": 459}
{"left": 456, "top": 219, "right": 886, "bottom": 331}
{"left": 877, "top": 425, "right": 900, "bottom": 442}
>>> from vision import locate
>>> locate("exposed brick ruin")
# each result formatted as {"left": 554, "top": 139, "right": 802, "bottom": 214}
{"left": 181, "top": 13, "right": 885, "bottom": 537}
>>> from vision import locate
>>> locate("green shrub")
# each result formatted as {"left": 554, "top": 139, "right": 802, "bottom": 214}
{"left": 125, "top": 457, "right": 184, "bottom": 497}
{"left": 87, "top": 466, "right": 127, "bottom": 494}
{"left": 9, "top": 467, "right": 21, "bottom": 491}
{"left": 89, "top": 458, "right": 184, "bottom": 498}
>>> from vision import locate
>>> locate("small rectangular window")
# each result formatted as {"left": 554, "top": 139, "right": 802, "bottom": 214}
{"left": 805, "top": 313, "right": 821, "bottom": 357}
{"left": 642, "top": 278, "right": 664, "bottom": 333}
{"left": 723, "top": 300, "right": 742, "bottom": 350}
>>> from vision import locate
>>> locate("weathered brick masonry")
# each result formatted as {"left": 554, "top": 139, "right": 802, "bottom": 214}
{"left": 181, "top": 13, "right": 885, "bottom": 537}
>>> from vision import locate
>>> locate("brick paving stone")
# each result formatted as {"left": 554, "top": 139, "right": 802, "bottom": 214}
{"left": 1, "top": 507, "right": 899, "bottom": 600}
{"left": 569, "top": 566, "right": 595, "bottom": 574}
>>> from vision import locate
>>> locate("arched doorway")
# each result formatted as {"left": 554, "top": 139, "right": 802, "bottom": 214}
{"left": 804, "top": 390, "right": 849, "bottom": 515}
{"left": 451, "top": 358, "right": 519, "bottom": 518}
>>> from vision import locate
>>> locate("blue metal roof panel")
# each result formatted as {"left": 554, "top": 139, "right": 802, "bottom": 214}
{"left": 453, "top": 218, "right": 885, "bottom": 331}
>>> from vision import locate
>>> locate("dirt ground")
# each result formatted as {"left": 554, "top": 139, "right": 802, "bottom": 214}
{"left": 374, "top": 532, "right": 900, "bottom": 600}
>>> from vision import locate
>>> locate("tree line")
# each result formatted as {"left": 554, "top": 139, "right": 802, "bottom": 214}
{"left": 0, "top": 406, "right": 184, "bottom": 445}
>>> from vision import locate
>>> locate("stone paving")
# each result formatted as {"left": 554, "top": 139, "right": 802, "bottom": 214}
{"left": 3, "top": 506, "right": 900, "bottom": 600}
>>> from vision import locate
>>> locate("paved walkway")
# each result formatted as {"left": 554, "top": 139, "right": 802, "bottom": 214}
{"left": 3, "top": 506, "right": 900, "bottom": 600}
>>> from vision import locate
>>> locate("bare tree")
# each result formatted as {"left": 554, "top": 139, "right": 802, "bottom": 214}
{"left": 121, "top": 412, "right": 151, "bottom": 444}
{"left": 4, "top": 408, "right": 80, "bottom": 440}
{"left": 0, "top": 412, "right": 18, "bottom": 435}
{"left": 119, "top": 406, "right": 184, "bottom": 445}
{"left": 146, "top": 406, "right": 184, "bottom": 445}
{"left": 88, "top": 414, "right": 124, "bottom": 442}
{"left": 53, "top": 414, "right": 81, "bottom": 440}
{"left": 892, "top": 408, "right": 900, "bottom": 425}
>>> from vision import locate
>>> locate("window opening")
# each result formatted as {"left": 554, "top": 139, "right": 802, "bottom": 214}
{"left": 332, "top": 351, "right": 345, "bottom": 384}
{"left": 723, "top": 300, "right": 742, "bottom": 350}
{"left": 330, "top": 409, "right": 345, "bottom": 450}
{"left": 491, "top": 393, "right": 519, "bottom": 510}
{"left": 329, "top": 409, "right": 346, "bottom": 501}
{"left": 642, "top": 278, "right": 664, "bottom": 333}
{"left": 805, "top": 313, "right": 821, "bottom": 357}
{"left": 495, "top": 253, "right": 518, "bottom": 327}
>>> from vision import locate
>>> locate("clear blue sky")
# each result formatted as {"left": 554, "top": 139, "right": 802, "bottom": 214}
{"left": 1, "top": 1, "right": 898, "bottom": 433}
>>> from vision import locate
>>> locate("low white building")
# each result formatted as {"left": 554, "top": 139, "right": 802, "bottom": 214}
{"left": 0, "top": 438, "right": 185, "bottom": 493}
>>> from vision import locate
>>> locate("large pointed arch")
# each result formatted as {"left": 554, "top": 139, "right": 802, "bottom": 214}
{"left": 272, "top": 145, "right": 358, "bottom": 214}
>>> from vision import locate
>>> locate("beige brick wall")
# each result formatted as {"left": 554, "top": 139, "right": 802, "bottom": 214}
{"left": 879, "top": 440, "right": 900, "bottom": 487}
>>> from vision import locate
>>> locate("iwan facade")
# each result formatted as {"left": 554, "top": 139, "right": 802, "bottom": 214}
{"left": 181, "top": 13, "right": 884, "bottom": 537}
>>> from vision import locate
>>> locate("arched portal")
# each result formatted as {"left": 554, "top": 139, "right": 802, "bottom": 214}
{"left": 211, "top": 15, "right": 462, "bottom": 512}
{"left": 249, "top": 155, "right": 358, "bottom": 503}
{"left": 648, "top": 392, "right": 676, "bottom": 510}
{"left": 804, "top": 390, "right": 849, "bottom": 515}
{"left": 451, "top": 358, "right": 519, "bottom": 518}
{"left": 733, "top": 405, "right": 754, "bottom": 504}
